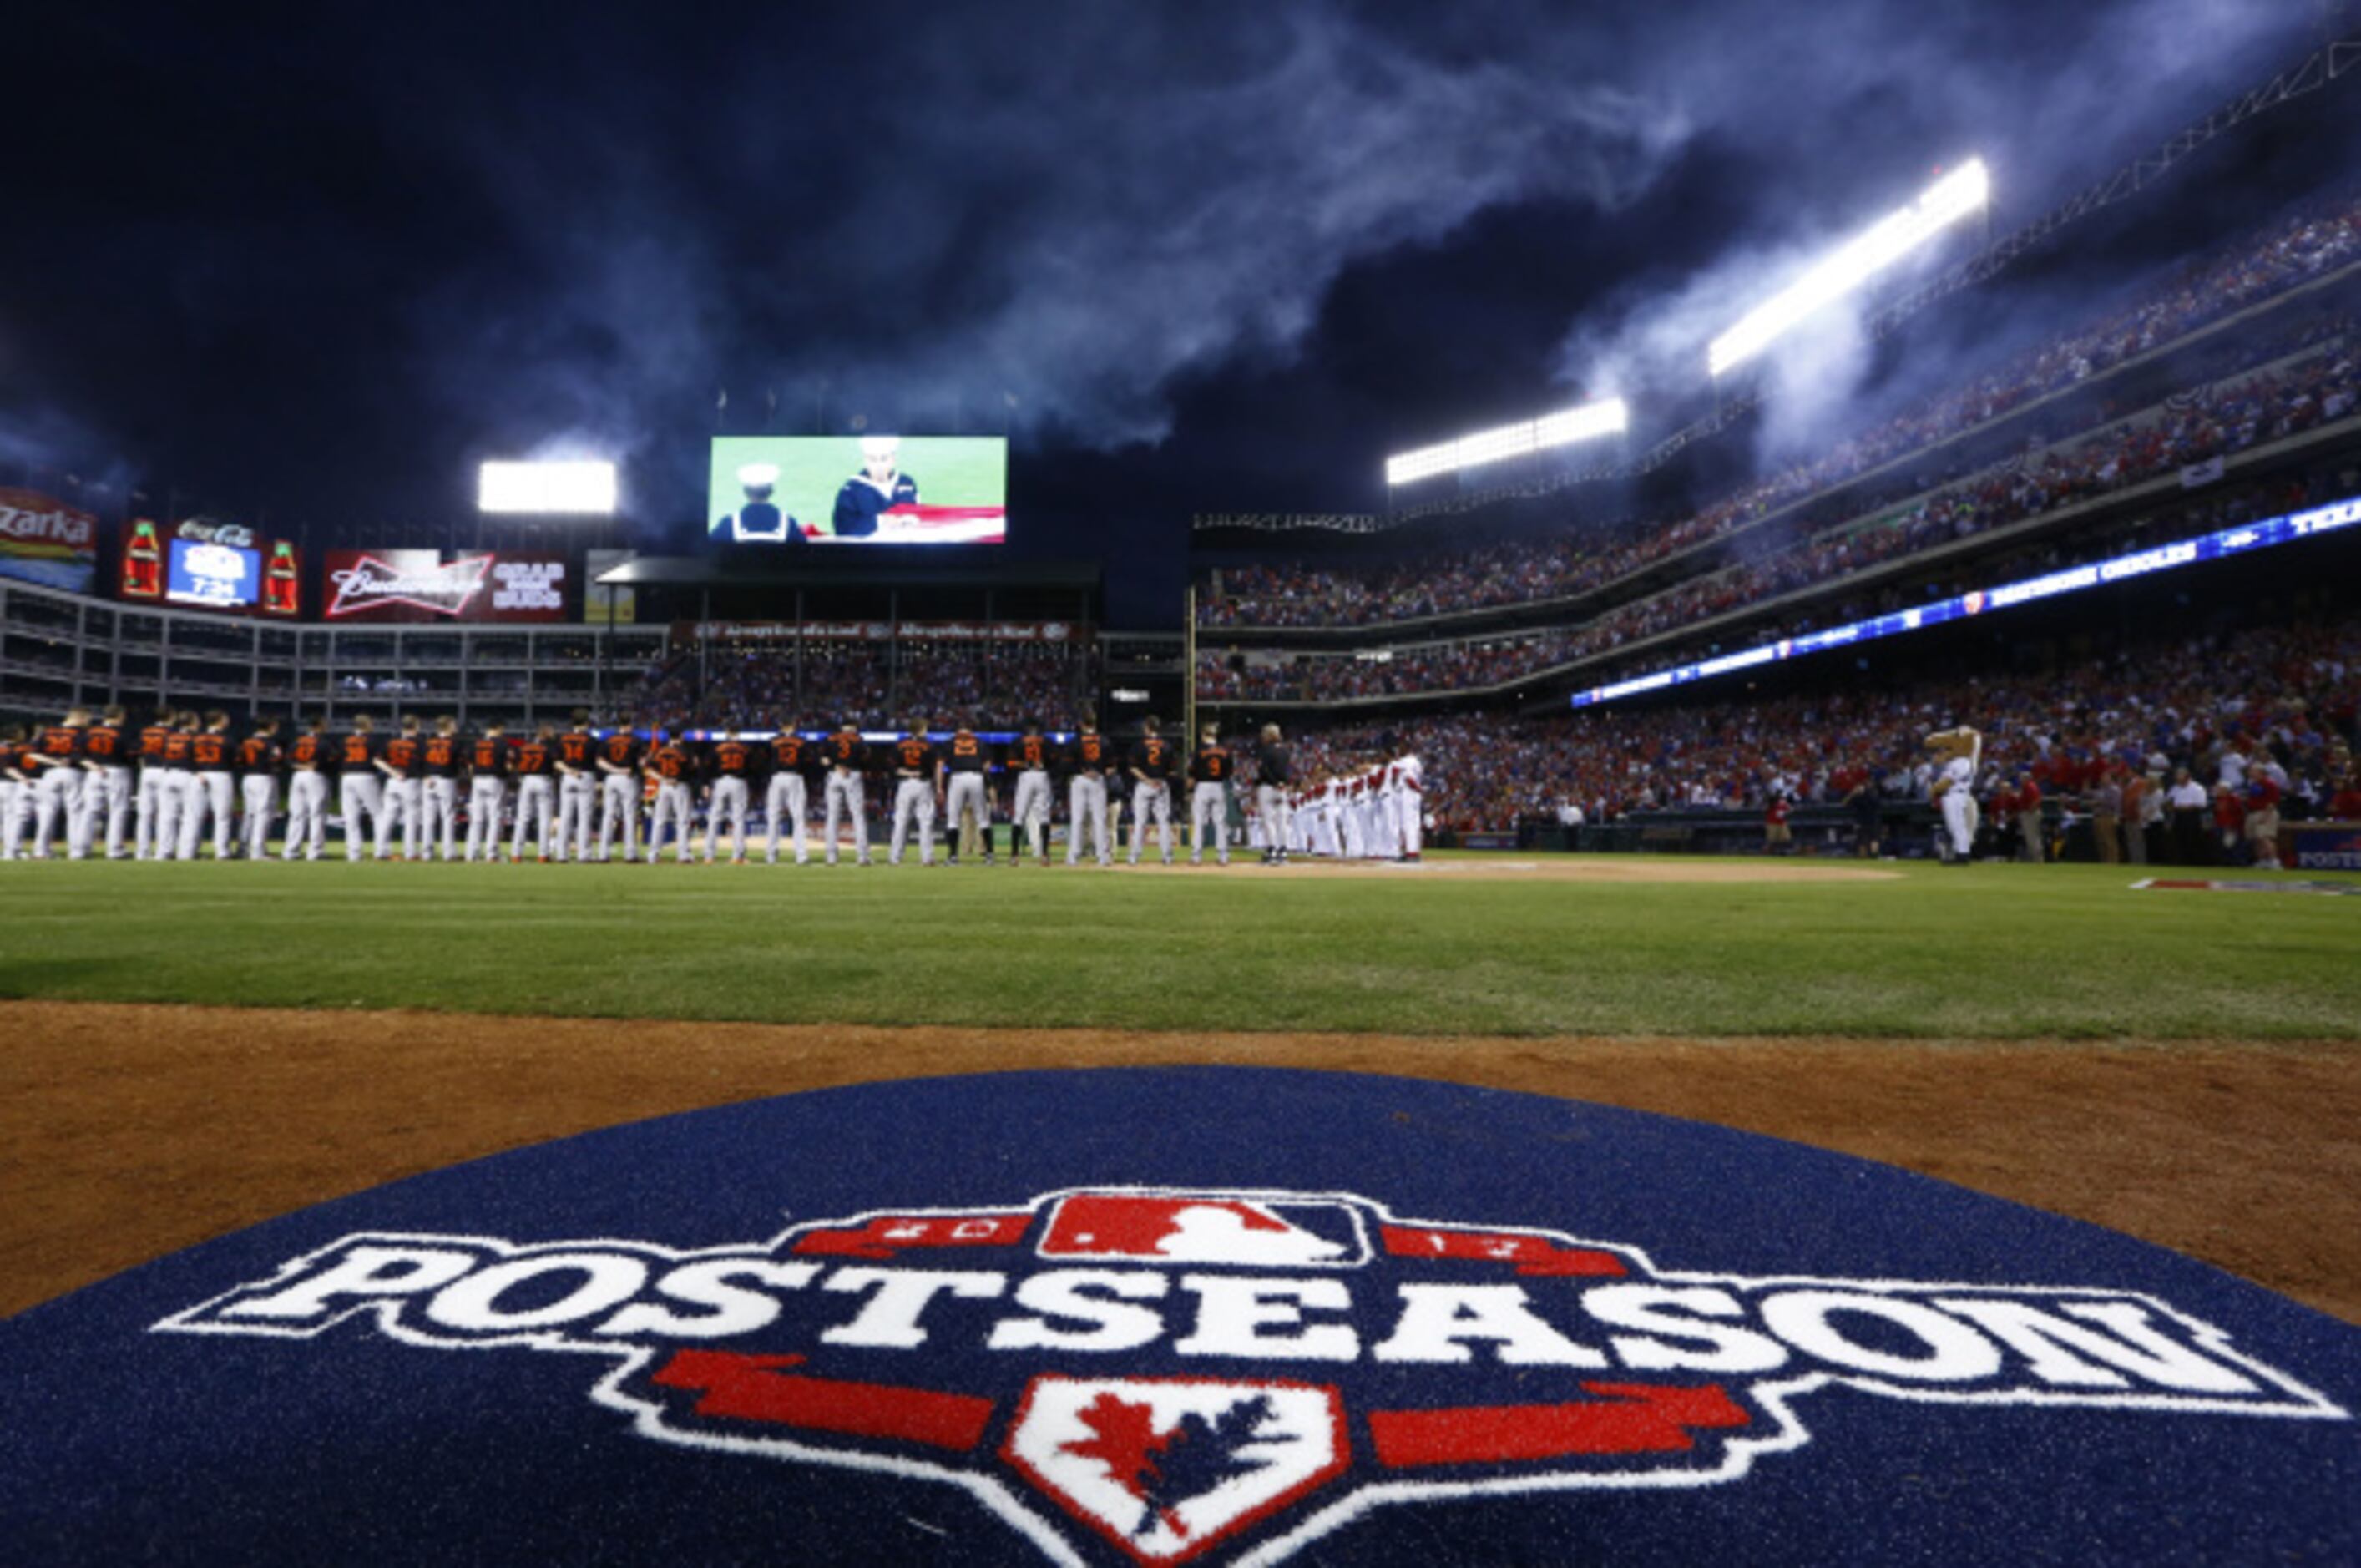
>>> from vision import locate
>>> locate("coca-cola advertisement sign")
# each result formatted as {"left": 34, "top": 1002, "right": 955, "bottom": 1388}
{"left": 324, "top": 551, "right": 569, "bottom": 621}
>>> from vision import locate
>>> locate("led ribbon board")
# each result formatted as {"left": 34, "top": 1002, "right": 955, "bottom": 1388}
{"left": 1570, "top": 492, "right": 2361, "bottom": 709}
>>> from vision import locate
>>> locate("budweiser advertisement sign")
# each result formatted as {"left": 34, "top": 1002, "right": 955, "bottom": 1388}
{"left": 325, "top": 550, "right": 569, "bottom": 622}
{"left": 680, "top": 620, "right": 1080, "bottom": 644}
{"left": 0, "top": 487, "right": 100, "bottom": 594}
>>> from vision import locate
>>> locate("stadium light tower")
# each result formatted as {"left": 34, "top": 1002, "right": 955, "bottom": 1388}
{"left": 478, "top": 460, "right": 619, "bottom": 514}
{"left": 1709, "top": 159, "right": 1989, "bottom": 377}
{"left": 1385, "top": 397, "right": 1629, "bottom": 488}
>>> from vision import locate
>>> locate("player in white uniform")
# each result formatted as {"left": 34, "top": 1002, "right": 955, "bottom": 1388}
{"left": 1927, "top": 725, "right": 1984, "bottom": 864}
{"left": 0, "top": 726, "right": 29, "bottom": 859}
{"left": 1186, "top": 725, "right": 1233, "bottom": 867}
{"left": 237, "top": 719, "right": 283, "bottom": 861}
{"left": 421, "top": 716, "right": 465, "bottom": 861}
{"left": 703, "top": 735, "right": 757, "bottom": 864}
{"left": 887, "top": 725, "right": 939, "bottom": 867}
{"left": 554, "top": 712, "right": 599, "bottom": 862}
{"left": 463, "top": 721, "right": 512, "bottom": 862}
{"left": 764, "top": 723, "right": 814, "bottom": 866}
{"left": 1005, "top": 721, "right": 1056, "bottom": 865}
{"left": 594, "top": 727, "right": 641, "bottom": 862}
{"left": 1125, "top": 717, "right": 1176, "bottom": 867}
{"left": 508, "top": 726, "right": 559, "bottom": 862}
{"left": 1392, "top": 754, "right": 1424, "bottom": 860}
{"left": 1252, "top": 725, "right": 1293, "bottom": 867}
{"left": 939, "top": 723, "right": 991, "bottom": 864}
{"left": 76, "top": 705, "right": 135, "bottom": 858}
{"left": 643, "top": 733, "right": 697, "bottom": 862}
{"left": 1065, "top": 721, "right": 1115, "bottom": 868}
{"left": 282, "top": 716, "right": 331, "bottom": 861}
{"left": 820, "top": 722, "right": 873, "bottom": 867}
{"left": 178, "top": 711, "right": 237, "bottom": 861}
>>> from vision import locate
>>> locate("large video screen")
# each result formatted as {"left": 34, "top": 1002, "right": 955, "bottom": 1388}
{"left": 709, "top": 436, "right": 1006, "bottom": 546}
{"left": 167, "top": 536, "right": 260, "bottom": 609}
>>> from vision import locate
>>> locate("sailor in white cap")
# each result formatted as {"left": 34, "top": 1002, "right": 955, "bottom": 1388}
{"left": 832, "top": 435, "right": 919, "bottom": 539}
{"left": 711, "top": 462, "right": 801, "bottom": 542}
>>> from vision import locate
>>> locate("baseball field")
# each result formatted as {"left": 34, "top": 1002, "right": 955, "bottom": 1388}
{"left": 7, "top": 851, "right": 2358, "bottom": 1319}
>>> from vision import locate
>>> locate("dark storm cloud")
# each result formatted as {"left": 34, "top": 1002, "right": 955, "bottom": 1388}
{"left": 0, "top": 0, "right": 2334, "bottom": 527}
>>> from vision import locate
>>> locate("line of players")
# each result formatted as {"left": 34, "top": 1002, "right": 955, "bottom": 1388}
{"left": 1272, "top": 756, "right": 1424, "bottom": 862}
{"left": 0, "top": 706, "right": 1306, "bottom": 868}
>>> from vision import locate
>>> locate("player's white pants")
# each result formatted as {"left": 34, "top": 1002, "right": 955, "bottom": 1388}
{"left": 557, "top": 776, "right": 595, "bottom": 862}
{"left": 134, "top": 767, "right": 168, "bottom": 858}
{"left": 1129, "top": 781, "right": 1173, "bottom": 865}
{"left": 284, "top": 772, "right": 327, "bottom": 859}
{"left": 1190, "top": 781, "right": 1228, "bottom": 864}
{"left": 890, "top": 778, "right": 936, "bottom": 865}
{"left": 823, "top": 772, "right": 869, "bottom": 865}
{"left": 0, "top": 780, "right": 24, "bottom": 858}
{"left": 341, "top": 775, "right": 386, "bottom": 861}
{"left": 647, "top": 781, "right": 694, "bottom": 862}
{"left": 382, "top": 778, "right": 423, "bottom": 859}
{"left": 176, "top": 771, "right": 234, "bottom": 861}
{"left": 466, "top": 778, "right": 507, "bottom": 861}
{"left": 944, "top": 774, "right": 987, "bottom": 855}
{"left": 1395, "top": 792, "right": 1423, "bottom": 858}
{"left": 765, "top": 773, "right": 809, "bottom": 864}
{"left": 32, "top": 770, "right": 85, "bottom": 857}
{"left": 1256, "top": 786, "right": 1291, "bottom": 858}
{"left": 78, "top": 766, "right": 132, "bottom": 857}
{"left": 422, "top": 777, "right": 461, "bottom": 860}
{"left": 1011, "top": 770, "right": 1052, "bottom": 857}
{"left": 1941, "top": 789, "right": 1979, "bottom": 860}
{"left": 1372, "top": 797, "right": 1399, "bottom": 859}
{"left": 1067, "top": 776, "right": 1110, "bottom": 866}
{"left": 512, "top": 775, "right": 556, "bottom": 860}
{"left": 706, "top": 776, "right": 749, "bottom": 861}
{"left": 599, "top": 775, "right": 640, "bottom": 862}
{"left": 241, "top": 775, "right": 277, "bottom": 860}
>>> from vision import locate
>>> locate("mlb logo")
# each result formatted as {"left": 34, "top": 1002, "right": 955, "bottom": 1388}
{"left": 1039, "top": 1192, "right": 1371, "bottom": 1268}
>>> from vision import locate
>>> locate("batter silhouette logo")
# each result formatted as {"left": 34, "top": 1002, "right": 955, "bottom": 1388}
{"left": 154, "top": 1188, "right": 2346, "bottom": 1566}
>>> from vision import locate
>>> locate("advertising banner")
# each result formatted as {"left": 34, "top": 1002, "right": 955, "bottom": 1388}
{"left": 326, "top": 550, "right": 570, "bottom": 621}
{"left": 678, "top": 620, "right": 1078, "bottom": 644}
{"left": 584, "top": 548, "right": 636, "bottom": 625}
{"left": 0, "top": 488, "right": 100, "bottom": 594}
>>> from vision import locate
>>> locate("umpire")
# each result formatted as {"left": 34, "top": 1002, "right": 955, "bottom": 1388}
{"left": 1255, "top": 722, "right": 1292, "bottom": 867}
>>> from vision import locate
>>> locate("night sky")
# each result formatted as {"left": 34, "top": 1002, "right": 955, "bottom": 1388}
{"left": 1, "top": 3, "right": 2345, "bottom": 623}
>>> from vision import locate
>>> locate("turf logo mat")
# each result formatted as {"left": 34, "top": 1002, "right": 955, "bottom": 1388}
{"left": 154, "top": 1187, "right": 2346, "bottom": 1566}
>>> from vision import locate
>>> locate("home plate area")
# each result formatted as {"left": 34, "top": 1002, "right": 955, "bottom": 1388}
{"left": 3, "top": 1069, "right": 2354, "bottom": 1565}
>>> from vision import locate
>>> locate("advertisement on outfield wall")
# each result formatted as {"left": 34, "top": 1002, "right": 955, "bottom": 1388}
{"left": 0, "top": 487, "right": 100, "bottom": 594}
{"left": 678, "top": 620, "right": 1078, "bottom": 643}
{"left": 324, "top": 549, "right": 571, "bottom": 621}
{"left": 584, "top": 548, "right": 636, "bottom": 624}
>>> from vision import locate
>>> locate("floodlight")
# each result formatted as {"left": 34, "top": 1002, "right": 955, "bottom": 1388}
{"left": 478, "top": 460, "right": 619, "bottom": 515}
{"left": 1709, "top": 159, "right": 1989, "bottom": 377}
{"left": 1385, "top": 397, "right": 1628, "bottom": 487}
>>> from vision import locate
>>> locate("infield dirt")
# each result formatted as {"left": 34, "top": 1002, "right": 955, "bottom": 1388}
{"left": 4, "top": 1000, "right": 2355, "bottom": 1324}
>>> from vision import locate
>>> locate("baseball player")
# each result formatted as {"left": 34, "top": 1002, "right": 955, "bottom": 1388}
{"left": 705, "top": 731, "right": 760, "bottom": 864}
{"left": 510, "top": 725, "right": 559, "bottom": 862}
{"left": 282, "top": 716, "right": 330, "bottom": 860}
{"left": 1066, "top": 720, "right": 1115, "bottom": 867}
{"left": 420, "top": 716, "right": 464, "bottom": 860}
{"left": 595, "top": 725, "right": 644, "bottom": 862}
{"left": 765, "top": 721, "right": 815, "bottom": 866}
{"left": 173, "top": 711, "right": 235, "bottom": 861}
{"left": 554, "top": 711, "right": 599, "bottom": 862}
{"left": 1125, "top": 717, "right": 1176, "bottom": 867}
{"left": 1006, "top": 721, "right": 1058, "bottom": 866}
{"left": 76, "top": 704, "right": 134, "bottom": 859}
{"left": 375, "top": 716, "right": 425, "bottom": 860}
{"left": 24, "top": 707, "right": 92, "bottom": 859}
{"left": 1254, "top": 724, "right": 1293, "bottom": 867}
{"left": 1186, "top": 725, "right": 1233, "bottom": 867}
{"left": 888, "top": 723, "right": 939, "bottom": 867}
{"left": 1926, "top": 724, "right": 1984, "bottom": 865}
{"left": 236, "top": 718, "right": 283, "bottom": 861}
{"left": 337, "top": 716, "right": 386, "bottom": 862}
{"left": 820, "top": 721, "right": 872, "bottom": 867}
{"left": 0, "top": 725, "right": 28, "bottom": 859}
{"left": 643, "top": 731, "right": 697, "bottom": 863}
{"left": 940, "top": 721, "right": 990, "bottom": 865}
{"left": 132, "top": 707, "right": 174, "bottom": 859}
{"left": 1392, "top": 754, "right": 1424, "bottom": 861}
{"left": 464, "top": 721, "right": 513, "bottom": 862}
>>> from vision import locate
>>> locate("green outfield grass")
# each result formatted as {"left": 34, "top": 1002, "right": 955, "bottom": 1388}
{"left": 7, "top": 853, "right": 2357, "bottom": 1038}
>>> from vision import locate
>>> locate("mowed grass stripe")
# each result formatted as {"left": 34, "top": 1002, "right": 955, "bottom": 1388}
{"left": 7, "top": 858, "right": 2357, "bottom": 1038}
